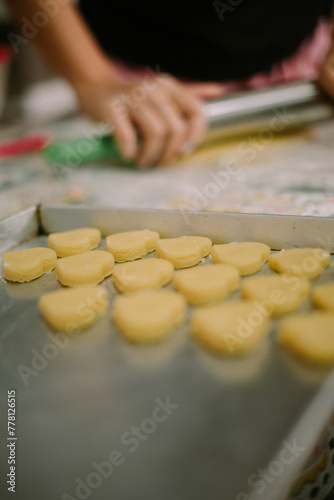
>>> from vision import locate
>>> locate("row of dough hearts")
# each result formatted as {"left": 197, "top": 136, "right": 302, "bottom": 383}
{"left": 2, "top": 228, "right": 331, "bottom": 285}
{"left": 38, "top": 286, "right": 334, "bottom": 366}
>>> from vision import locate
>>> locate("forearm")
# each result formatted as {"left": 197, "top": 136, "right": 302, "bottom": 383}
{"left": 4, "top": 0, "right": 112, "bottom": 88}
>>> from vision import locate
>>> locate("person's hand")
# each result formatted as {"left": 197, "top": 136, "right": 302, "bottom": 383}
{"left": 3, "top": 0, "right": 226, "bottom": 167}
{"left": 319, "top": 41, "right": 334, "bottom": 101}
{"left": 75, "top": 72, "right": 225, "bottom": 168}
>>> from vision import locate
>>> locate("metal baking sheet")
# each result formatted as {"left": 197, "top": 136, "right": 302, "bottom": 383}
{"left": 0, "top": 204, "right": 334, "bottom": 500}
{"left": 40, "top": 204, "right": 334, "bottom": 251}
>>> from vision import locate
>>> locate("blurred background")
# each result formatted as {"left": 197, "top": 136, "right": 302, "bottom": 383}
{"left": 0, "top": 0, "right": 77, "bottom": 124}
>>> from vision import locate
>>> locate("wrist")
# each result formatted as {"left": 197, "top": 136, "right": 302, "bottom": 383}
{"left": 70, "top": 55, "right": 115, "bottom": 91}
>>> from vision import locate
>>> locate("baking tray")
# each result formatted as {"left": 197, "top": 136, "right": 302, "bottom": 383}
{"left": 0, "top": 204, "right": 334, "bottom": 500}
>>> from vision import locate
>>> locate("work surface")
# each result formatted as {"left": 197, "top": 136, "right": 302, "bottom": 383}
{"left": 0, "top": 107, "right": 334, "bottom": 500}
{"left": 0, "top": 109, "right": 334, "bottom": 219}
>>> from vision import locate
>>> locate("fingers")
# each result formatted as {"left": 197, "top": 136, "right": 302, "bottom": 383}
{"left": 169, "top": 83, "right": 207, "bottom": 154}
{"left": 148, "top": 90, "right": 188, "bottom": 164}
{"left": 130, "top": 103, "right": 168, "bottom": 168}
{"left": 319, "top": 49, "right": 334, "bottom": 100}
{"left": 108, "top": 97, "right": 138, "bottom": 159}
{"left": 105, "top": 75, "right": 207, "bottom": 167}
{"left": 149, "top": 77, "right": 207, "bottom": 163}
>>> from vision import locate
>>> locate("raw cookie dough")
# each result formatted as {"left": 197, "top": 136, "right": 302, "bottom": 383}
{"left": 211, "top": 242, "right": 270, "bottom": 276}
{"left": 113, "top": 290, "right": 186, "bottom": 343}
{"left": 269, "top": 248, "right": 330, "bottom": 280}
{"left": 155, "top": 236, "right": 212, "bottom": 269}
{"left": 106, "top": 230, "right": 159, "bottom": 262}
{"left": 39, "top": 286, "right": 108, "bottom": 332}
{"left": 2, "top": 247, "right": 57, "bottom": 283}
{"left": 55, "top": 251, "right": 114, "bottom": 287}
{"left": 242, "top": 274, "right": 310, "bottom": 315}
{"left": 173, "top": 263, "right": 239, "bottom": 305}
{"left": 113, "top": 258, "right": 174, "bottom": 292}
{"left": 191, "top": 300, "right": 270, "bottom": 355}
{"left": 312, "top": 282, "right": 334, "bottom": 312}
{"left": 278, "top": 312, "right": 334, "bottom": 365}
{"left": 48, "top": 228, "right": 101, "bottom": 257}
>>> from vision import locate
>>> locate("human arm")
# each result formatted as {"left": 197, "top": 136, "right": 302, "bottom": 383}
{"left": 4, "top": 0, "right": 216, "bottom": 166}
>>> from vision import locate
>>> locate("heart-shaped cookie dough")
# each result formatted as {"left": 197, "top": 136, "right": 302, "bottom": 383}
{"left": 2, "top": 247, "right": 57, "bottom": 283}
{"left": 211, "top": 242, "right": 270, "bottom": 275}
{"left": 55, "top": 251, "right": 114, "bottom": 287}
{"left": 112, "top": 290, "right": 186, "bottom": 343}
{"left": 173, "top": 263, "right": 239, "bottom": 305}
{"left": 48, "top": 228, "right": 101, "bottom": 257}
{"left": 113, "top": 258, "right": 174, "bottom": 292}
{"left": 106, "top": 230, "right": 159, "bottom": 262}
{"left": 312, "top": 282, "right": 334, "bottom": 312}
{"left": 191, "top": 300, "right": 270, "bottom": 355}
{"left": 39, "top": 285, "right": 108, "bottom": 332}
{"left": 278, "top": 311, "right": 334, "bottom": 365}
{"left": 241, "top": 274, "right": 310, "bottom": 315}
{"left": 269, "top": 247, "right": 330, "bottom": 280}
{"left": 155, "top": 236, "right": 212, "bottom": 269}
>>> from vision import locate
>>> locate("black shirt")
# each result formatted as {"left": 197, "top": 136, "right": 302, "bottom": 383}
{"left": 79, "top": 0, "right": 333, "bottom": 81}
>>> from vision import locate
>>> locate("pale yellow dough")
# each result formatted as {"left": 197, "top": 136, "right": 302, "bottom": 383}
{"left": 191, "top": 300, "right": 270, "bottom": 355}
{"left": 155, "top": 236, "right": 212, "bottom": 269}
{"left": 48, "top": 228, "right": 101, "bottom": 257}
{"left": 278, "top": 312, "right": 334, "bottom": 365}
{"left": 106, "top": 230, "right": 159, "bottom": 262}
{"left": 269, "top": 247, "right": 330, "bottom": 280}
{"left": 55, "top": 251, "right": 114, "bottom": 287}
{"left": 312, "top": 282, "right": 334, "bottom": 312}
{"left": 2, "top": 247, "right": 57, "bottom": 283}
{"left": 173, "top": 263, "right": 239, "bottom": 305}
{"left": 39, "top": 286, "right": 108, "bottom": 332}
{"left": 211, "top": 242, "right": 270, "bottom": 276}
{"left": 113, "top": 290, "right": 186, "bottom": 343}
{"left": 113, "top": 258, "right": 174, "bottom": 292}
{"left": 242, "top": 274, "right": 310, "bottom": 315}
